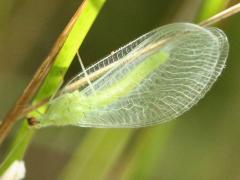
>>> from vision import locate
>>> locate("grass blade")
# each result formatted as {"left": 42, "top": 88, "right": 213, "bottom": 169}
{"left": 119, "top": 124, "right": 174, "bottom": 180}
{"left": 60, "top": 129, "right": 133, "bottom": 180}
{"left": 0, "top": 0, "right": 106, "bottom": 175}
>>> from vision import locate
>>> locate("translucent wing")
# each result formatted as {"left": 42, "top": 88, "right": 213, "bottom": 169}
{"left": 76, "top": 23, "right": 228, "bottom": 127}
{"left": 61, "top": 26, "right": 159, "bottom": 92}
{"left": 40, "top": 23, "right": 228, "bottom": 128}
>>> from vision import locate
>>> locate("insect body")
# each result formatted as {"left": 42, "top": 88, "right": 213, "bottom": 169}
{"left": 35, "top": 23, "right": 229, "bottom": 128}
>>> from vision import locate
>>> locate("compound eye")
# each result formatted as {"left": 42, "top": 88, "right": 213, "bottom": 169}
{"left": 27, "top": 117, "right": 39, "bottom": 126}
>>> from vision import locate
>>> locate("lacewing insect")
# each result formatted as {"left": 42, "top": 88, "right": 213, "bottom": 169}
{"left": 29, "top": 23, "right": 229, "bottom": 128}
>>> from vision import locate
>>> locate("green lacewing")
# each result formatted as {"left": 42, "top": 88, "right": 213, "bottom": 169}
{"left": 31, "top": 23, "right": 229, "bottom": 128}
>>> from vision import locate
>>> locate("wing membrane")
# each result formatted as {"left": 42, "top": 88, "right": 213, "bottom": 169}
{"left": 76, "top": 23, "right": 228, "bottom": 127}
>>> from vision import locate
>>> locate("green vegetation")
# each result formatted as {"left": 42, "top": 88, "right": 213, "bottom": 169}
{"left": 0, "top": 0, "right": 239, "bottom": 179}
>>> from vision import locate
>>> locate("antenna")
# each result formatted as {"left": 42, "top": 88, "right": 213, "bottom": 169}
{"left": 77, "top": 51, "right": 96, "bottom": 93}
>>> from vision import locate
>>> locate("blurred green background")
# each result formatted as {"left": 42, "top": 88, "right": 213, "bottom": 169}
{"left": 0, "top": 0, "right": 240, "bottom": 179}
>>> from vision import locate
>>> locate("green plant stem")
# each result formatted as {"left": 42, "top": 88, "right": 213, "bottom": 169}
{"left": 0, "top": 0, "right": 106, "bottom": 175}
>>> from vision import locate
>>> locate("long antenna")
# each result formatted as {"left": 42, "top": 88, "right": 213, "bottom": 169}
{"left": 199, "top": 3, "right": 240, "bottom": 27}
{"left": 21, "top": 2, "right": 240, "bottom": 117}
{"left": 66, "top": 3, "right": 240, "bottom": 92}
{"left": 77, "top": 51, "right": 96, "bottom": 93}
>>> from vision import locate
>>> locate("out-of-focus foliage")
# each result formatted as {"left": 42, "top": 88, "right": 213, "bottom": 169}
{"left": 0, "top": 0, "right": 240, "bottom": 180}
{"left": 197, "top": 0, "right": 228, "bottom": 21}
{"left": 60, "top": 129, "right": 133, "bottom": 180}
